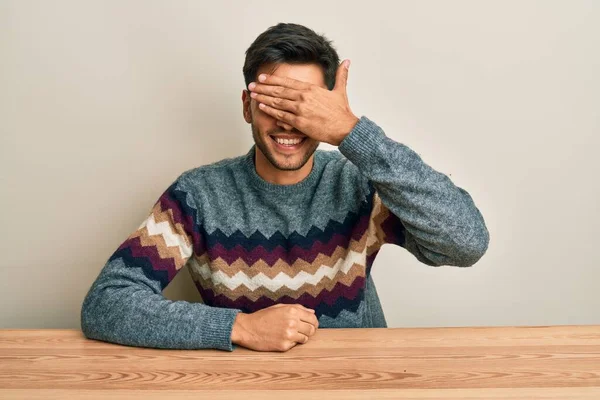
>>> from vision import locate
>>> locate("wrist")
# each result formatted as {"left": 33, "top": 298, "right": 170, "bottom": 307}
{"left": 334, "top": 114, "right": 359, "bottom": 146}
{"left": 230, "top": 312, "right": 247, "bottom": 344}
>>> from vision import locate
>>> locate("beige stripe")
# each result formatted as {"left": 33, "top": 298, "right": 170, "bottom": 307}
{"left": 153, "top": 201, "right": 192, "bottom": 248}
{"left": 127, "top": 202, "right": 193, "bottom": 271}
{"left": 192, "top": 262, "right": 366, "bottom": 302}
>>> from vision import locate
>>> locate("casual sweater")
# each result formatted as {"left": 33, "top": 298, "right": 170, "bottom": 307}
{"left": 80, "top": 116, "right": 490, "bottom": 351}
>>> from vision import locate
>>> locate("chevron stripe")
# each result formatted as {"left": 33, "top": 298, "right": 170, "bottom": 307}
{"left": 195, "top": 238, "right": 366, "bottom": 279}
{"left": 189, "top": 245, "right": 366, "bottom": 292}
{"left": 111, "top": 181, "right": 201, "bottom": 288}
{"left": 138, "top": 212, "right": 192, "bottom": 260}
{"left": 111, "top": 236, "right": 177, "bottom": 287}
{"left": 194, "top": 262, "right": 364, "bottom": 302}
{"left": 194, "top": 276, "right": 365, "bottom": 318}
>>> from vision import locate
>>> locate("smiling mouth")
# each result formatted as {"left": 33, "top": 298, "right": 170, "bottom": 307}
{"left": 269, "top": 135, "right": 307, "bottom": 151}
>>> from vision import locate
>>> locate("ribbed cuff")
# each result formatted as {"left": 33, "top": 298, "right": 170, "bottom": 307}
{"left": 337, "top": 116, "right": 390, "bottom": 169}
{"left": 195, "top": 307, "right": 242, "bottom": 352}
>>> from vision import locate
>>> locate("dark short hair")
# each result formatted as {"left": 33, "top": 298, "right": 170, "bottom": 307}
{"left": 243, "top": 23, "right": 340, "bottom": 90}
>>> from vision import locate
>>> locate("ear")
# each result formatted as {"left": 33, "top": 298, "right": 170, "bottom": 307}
{"left": 242, "top": 89, "right": 252, "bottom": 123}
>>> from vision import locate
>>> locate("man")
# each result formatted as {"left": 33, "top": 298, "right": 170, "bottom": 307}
{"left": 81, "top": 23, "right": 489, "bottom": 352}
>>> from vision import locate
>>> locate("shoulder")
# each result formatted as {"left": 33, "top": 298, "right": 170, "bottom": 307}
{"left": 316, "top": 148, "right": 373, "bottom": 198}
{"left": 316, "top": 147, "right": 352, "bottom": 169}
{"left": 176, "top": 153, "right": 247, "bottom": 188}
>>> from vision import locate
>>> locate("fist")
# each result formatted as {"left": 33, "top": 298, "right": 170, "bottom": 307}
{"left": 230, "top": 303, "right": 319, "bottom": 352}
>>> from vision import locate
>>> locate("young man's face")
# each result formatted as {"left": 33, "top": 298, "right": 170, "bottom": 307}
{"left": 242, "top": 63, "right": 327, "bottom": 171}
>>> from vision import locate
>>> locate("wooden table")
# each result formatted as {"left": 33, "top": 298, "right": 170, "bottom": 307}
{"left": 1, "top": 326, "right": 599, "bottom": 399}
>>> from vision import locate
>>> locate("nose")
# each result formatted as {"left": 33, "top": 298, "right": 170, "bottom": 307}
{"left": 276, "top": 119, "right": 295, "bottom": 131}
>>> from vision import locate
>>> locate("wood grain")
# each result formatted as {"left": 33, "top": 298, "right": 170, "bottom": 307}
{"left": 0, "top": 326, "right": 599, "bottom": 399}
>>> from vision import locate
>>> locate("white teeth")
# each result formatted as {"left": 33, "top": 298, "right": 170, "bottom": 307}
{"left": 275, "top": 137, "right": 302, "bottom": 145}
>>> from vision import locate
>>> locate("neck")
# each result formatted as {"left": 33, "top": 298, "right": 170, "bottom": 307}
{"left": 254, "top": 147, "right": 314, "bottom": 185}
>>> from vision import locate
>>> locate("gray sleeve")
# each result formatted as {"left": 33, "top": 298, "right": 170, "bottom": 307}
{"left": 338, "top": 116, "right": 490, "bottom": 267}
{"left": 80, "top": 177, "right": 241, "bottom": 351}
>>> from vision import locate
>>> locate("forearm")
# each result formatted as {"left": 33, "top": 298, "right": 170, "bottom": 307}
{"left": 338, "top": 116, "right": 490, "bottom": 266}
{"left": 81, "top": 257, "right": 241, "bottom": 351}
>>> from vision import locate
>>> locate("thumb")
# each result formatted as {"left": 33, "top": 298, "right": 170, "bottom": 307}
{"left": 333, "top": 59, "right": 350, "bottom": 92}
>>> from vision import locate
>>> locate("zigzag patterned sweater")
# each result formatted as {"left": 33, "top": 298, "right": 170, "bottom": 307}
{"left": 81, "top": 116, "right": 490, "bottom": 351}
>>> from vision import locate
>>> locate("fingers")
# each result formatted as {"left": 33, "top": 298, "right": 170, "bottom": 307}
{"left": 249, "top": 84, "right": 299, "bottom": 101}
{"left": 292, "top": 303, "right": 315, "bottom": 313}
{"left": 256, "top": 73, "right": 310, "bottom": 91}
{"left": 298, "top": 309, "right": 319, "bottom": 331}
{"left": 292, "top": 331, "right": 309, "bottom": 345}
{"left": 293, "top": 320, "right": 316, "bottom": 345}
{"left": 257, "top": 102, "right": 299, "bottom": 127}
{"left": 334, "top": 59, "right": 350, "bottom": 92}
{"left": 276, "top": 303, "right": 320, "bottom": 331}
{"left": 251, "top": 92, "right": 297, "bottom": 113}
{"left": 297, "top": 320, "right": 317, "bottom": 337}
{"left": 292, "top": 305, "right": 319, "bottom": 324}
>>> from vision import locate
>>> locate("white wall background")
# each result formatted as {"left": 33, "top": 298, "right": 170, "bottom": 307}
{"left": 1, "top": 0, "right": 598, "bottom": 329}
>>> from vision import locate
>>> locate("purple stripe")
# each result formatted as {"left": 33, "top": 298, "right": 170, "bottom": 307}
{"left": 118, "top": 236, "right": 178, "bottom": 282}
